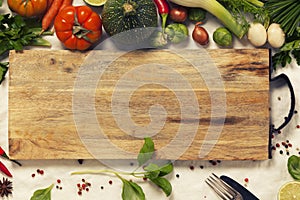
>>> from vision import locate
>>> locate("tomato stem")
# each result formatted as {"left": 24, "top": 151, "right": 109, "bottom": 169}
{"left": 72, "top": 12, "right": 92, "bottom": 42}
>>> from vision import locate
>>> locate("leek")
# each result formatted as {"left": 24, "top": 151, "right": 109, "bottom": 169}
{"left": 169, "top": 0, "right": 248, "bottom": 38}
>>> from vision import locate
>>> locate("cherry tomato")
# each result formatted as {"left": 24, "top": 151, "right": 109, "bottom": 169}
{"left": 192, "top": 22, "right": 209, "bottom": 45}
{"left": 170, "top": 6, "right": 188, "bottom": 23}
{"left": 8, "top": 0, "right": 48, "bottom": 18}
{"left": 54, "top": 6, "right": 102, "bottom": 51}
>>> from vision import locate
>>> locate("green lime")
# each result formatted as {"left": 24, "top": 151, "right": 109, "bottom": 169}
{"left": 83, "top": 0, "right": 106, "bottom": 6}
{"left": 278, "top": 181, "right": 300, "bottom": 200}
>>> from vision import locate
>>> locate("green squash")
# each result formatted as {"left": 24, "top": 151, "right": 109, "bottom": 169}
{"left": 102, "top": 0, "right": 158, "bottom": 46}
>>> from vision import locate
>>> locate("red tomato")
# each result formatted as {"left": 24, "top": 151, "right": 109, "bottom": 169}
{"left": 8, "top": 0, "right": 48, "bottom": 18}
{"left": 54, "top": 6, "right": 102, "bottom": 51}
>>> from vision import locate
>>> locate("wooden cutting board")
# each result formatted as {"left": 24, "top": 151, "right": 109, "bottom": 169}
{"left": 8, "top": 49, "right": 270, "bottom": 160}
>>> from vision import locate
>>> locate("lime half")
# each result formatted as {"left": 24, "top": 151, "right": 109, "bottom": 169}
{"left": 278, "top": 181, "right": 300, "bottom": 200}
{"left": 83, "top": 0, "right": 106, "bottom": 6}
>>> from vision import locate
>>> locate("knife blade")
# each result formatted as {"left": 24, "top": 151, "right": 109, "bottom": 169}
{"left": 220, "top": 175, "right": 260, "bottom": 200}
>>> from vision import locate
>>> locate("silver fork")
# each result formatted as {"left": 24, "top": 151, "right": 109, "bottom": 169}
{"left": 205, "top": 173, "right": 243, "bottom": 200}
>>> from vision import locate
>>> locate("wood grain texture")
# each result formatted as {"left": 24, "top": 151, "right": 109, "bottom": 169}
{"left": 8, "top": 49, "right": 270, "bottom": 160}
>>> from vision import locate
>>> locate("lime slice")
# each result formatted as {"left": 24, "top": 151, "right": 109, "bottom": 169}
{"left": 83, "top": 0, "right": 106, "bottom": 6}
{"left": 278, "top": 181, "right": 300, "bottom": 200}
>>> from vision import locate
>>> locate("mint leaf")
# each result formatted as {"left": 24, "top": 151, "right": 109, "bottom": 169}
{"left": 137, "top": 137, "right": 154, "bottom": 166}
{"left": 122, "top": 179, "right": 145, "bottom": 200}
{"left": 150, "top": 177, "right": 172, "bottom": 197}
{"left": 30, "top": 184, "right": 54, "bottom": 200}
{"left": 0, "top": 62, "right": 8, "bottom": 85}
{"left": 288, "top": 155, "right": 300, "bottom": 180}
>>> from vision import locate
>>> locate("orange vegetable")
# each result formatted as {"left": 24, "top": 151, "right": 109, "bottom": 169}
{"left": 59, "top": 0, "right": 73, "bottom": 12}
{"left": 47, "top": 0, "right": 55, "bottom": 10}
{"left": 8, "top": 0, "right": 48, "bottom": 18}
{"left": 54, "top": 6, "right": 102, "bottom": 50}
{"left": 42, "top": 0, "right": 63, "bottom": 31}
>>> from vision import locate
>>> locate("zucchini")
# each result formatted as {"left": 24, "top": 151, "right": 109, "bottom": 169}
{"left": 102, "top": 0, "right": 158, "bottom": 46}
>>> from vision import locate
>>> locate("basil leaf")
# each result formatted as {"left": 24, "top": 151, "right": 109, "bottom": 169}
{"left": 30, "top": 184, "right": 54, "bottom": 200}
{"left": 150, "top": 177, "right": 172, "bottom": 197}
{"left": 144, "top": 162, "right": 173, "bottom": 178}
{"left": 144, "top": 163, "right": 160, "bottom": 179}
{"left": 0, "top": 62, "right": 8, "bottom": 85}
{"left": 158, "top": 162, "right": 173, "bottom": 177}
{"left": 0, "top": 0, "right": 2, "bottom": 7}
{"left": 122, "top": 179, "right": 145, "bottom": 200}
{"left": 288, "top": 155, "right": 300, "bottom": 180}
{"left": 137, "top": 137, "right": 154, "bottom": 166}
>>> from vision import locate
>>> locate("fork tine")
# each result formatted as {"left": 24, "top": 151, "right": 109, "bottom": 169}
{"left": 208, "top": 175, "right": 233, "bottom": 199}
{"left": 206, "top": 173, "right": 241, "bottom": 200}
{"left": 205, "top": 178, "right": 230, "bottom": 200}
{"left": 212, "top": 173, "right": 237, "bottom": 196}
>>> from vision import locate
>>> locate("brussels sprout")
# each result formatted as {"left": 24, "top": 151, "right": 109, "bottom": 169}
{"left": 165, "top": 23, "right": 189, "bottom": 44}
{"left": 188, "top": 8, "right": 207, "bottom": 22}
{"left": 213, "top": 27, "right": 233, "bottom": 47}
{"left": 150, "top": 30, "right": 168, "bottom": 48}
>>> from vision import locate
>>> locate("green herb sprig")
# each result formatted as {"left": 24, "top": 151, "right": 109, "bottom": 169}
{"left": 72, "top": 137, "right": 173, "bottom": 200}
{"left": 0, "top": 14, "right": 53, "bottom": 85}
{"left": 272, "top": 27, "right": 300, "bottom": 69}
{"left": 0, "top": 14, "right": 52, "bottom": 57}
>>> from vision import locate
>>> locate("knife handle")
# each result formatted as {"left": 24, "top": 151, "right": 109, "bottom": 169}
{"left": 220, "top": 175, "right": 260, "bottom": 200}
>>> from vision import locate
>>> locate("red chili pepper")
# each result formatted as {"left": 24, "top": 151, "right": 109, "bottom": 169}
{"left": 0, "top": 161, "right": 12, "bottom": 177}
{"left": 0, "top": 146, "right": 22, "bottom": 166}
{"left": 153, "top": 0, "right": 169, "bottom": 31}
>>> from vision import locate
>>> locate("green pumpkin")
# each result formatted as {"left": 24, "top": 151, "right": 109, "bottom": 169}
{"left": 102, "top": 0, "right": 158, "bottom": 46}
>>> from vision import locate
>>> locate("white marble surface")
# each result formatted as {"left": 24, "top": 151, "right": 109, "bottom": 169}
{"left": 1, "top": 0, "right": 300, "bottom": 199}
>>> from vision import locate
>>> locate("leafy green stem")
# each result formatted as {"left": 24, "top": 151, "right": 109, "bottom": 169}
{"left": 71, "top": 138, "right": 173, "bottom": 200}
{"left": 71, "top": 169, "right": 146, "bottom": 177}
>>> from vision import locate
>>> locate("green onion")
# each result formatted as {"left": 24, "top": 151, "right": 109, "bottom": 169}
{"left": 265, "top": 0, "right": 300, "bottom": 37}
{"left": 169, "top": 0, "right": 247, "bottom": 39}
